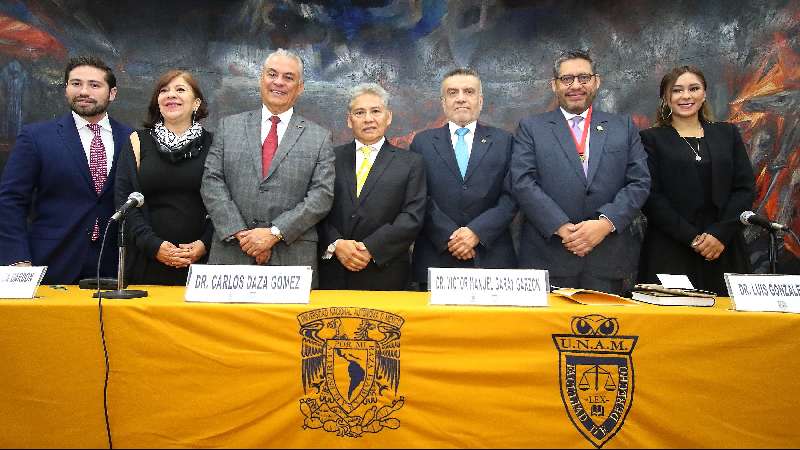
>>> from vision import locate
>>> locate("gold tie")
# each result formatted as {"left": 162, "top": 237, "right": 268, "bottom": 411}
{"left": 356, "top": 146, "right": 373, "bottom": 197}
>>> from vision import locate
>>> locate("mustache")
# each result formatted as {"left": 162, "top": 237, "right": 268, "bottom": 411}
{"left": 72, "top": 96, "right": 96, "bottom": 103}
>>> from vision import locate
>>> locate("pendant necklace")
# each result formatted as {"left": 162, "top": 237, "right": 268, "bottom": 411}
{"left": 681, "top": 136, "right": 702, "bottom": 162}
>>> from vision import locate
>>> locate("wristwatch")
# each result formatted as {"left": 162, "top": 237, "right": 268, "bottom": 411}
{"left": 326, "top": 241, "right": 337, "bottom": 255}
{"left": 270, "top": 225, "right": 283, "bottom": 241}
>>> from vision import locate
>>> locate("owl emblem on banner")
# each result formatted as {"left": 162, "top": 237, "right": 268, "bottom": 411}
{"left": 553, "top": 314, "right": 638, "bottom": 448}
{"left": 297, "top": 307, "right": 405, "bottom": 437}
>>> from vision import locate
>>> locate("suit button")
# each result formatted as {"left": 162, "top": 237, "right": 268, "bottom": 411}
{"left": 462, "top": 185, "right": 468, "bottom": 190}
{"left": 351, "top": 214, "right": 357, "bottom": 219}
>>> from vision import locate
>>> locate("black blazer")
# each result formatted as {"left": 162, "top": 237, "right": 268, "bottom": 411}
{"left": 318, "top": 141, "right": 426, "bottom": 290}
{"left": 638, "top": 122, "right": 755, "bottom": 292}
{"left": 640, "top": 122, "right": 754, "bottom": 246}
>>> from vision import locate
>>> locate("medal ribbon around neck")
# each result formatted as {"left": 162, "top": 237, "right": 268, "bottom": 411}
{"left": 569, "top": 105, "right": 592, "bottom": 161}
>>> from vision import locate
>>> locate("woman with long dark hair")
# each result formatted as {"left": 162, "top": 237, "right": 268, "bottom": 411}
{"left": 638, "top": 66, "right": 755, "bottom": 295}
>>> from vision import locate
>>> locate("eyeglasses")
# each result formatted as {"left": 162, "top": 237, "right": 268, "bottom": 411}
{"left": 350, "top": 109, "right": 386, "bottom": 119}
{"left": 555, "top": 73, "right": 597, "bottom": 86}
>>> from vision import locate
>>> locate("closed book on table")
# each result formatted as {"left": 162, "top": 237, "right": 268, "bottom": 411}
{"left": 632, "top": 284, "right": 715, "bottom": 307}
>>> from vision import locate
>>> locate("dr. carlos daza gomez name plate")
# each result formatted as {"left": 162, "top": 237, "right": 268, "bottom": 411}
{"left": 428, "top": 267, "right": 550, "bottom": 307}
{"left": 185, "top": 265, "right": 312, "bottom": 304}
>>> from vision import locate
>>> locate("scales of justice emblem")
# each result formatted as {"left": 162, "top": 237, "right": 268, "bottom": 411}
{"left": 297, "top": 307, "right": 405, "bottom": 437}
{"left": 553, "top": 314, "right": 638, "bottom": 448}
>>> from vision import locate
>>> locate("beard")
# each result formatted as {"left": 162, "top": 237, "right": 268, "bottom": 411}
{"left": 69, "top": 96, "right": 110, "bottom": 118}
{"left": 560, "top": 89, "right": 597, "bottom": 114}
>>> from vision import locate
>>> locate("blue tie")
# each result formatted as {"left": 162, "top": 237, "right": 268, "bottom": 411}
{"left": 454, "top": 127, "right": 470, "bottom": 178}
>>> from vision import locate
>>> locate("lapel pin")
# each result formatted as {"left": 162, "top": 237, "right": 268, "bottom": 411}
{"left": 596, "top": 125, "right": 604, "bottom": 131}
{"left": 481, "top": 138, "right": 487, "bottom": 143}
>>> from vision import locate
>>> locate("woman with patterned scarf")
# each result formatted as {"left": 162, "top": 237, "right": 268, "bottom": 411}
{"left": 115, "top": 70, "right": 214, "bottom": 285}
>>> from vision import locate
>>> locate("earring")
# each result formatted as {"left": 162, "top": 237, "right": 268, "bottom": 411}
{"left": 191, "top": 108, "right": 198, "bottom": 124}
{"left": 660, "top": 100, "right": 672, "bottom": 119}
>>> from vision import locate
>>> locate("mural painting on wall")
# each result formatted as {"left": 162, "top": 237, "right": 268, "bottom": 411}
{"left": 0, "top": 0, "right": 797, "bottom": 273}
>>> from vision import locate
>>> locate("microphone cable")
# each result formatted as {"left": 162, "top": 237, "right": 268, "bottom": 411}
{"left": 95, "top": 220, "right": 115, "bottom": 449}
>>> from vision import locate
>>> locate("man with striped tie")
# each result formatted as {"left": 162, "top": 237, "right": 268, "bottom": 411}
{"left": 0, "top": 56, "right": 131, "bottom": 284}
{"left": 318, "top": 83, "right": 426, "bottom": 290}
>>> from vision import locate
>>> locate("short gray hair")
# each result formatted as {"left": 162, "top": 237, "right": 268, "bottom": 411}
{"left": 441, "top": 67, "right": 482, "bottom": 96}
{"left": 348, "top": 83, "right": 390, "bottom": 110}
{"left": 553, "top": 49, "right": 594, "bottom": 78}
{"left": 263, "top": 48, "right": 304, "bottom": 81}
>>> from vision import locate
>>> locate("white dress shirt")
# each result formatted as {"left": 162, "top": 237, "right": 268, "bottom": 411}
{"left": 72, "top": 111, "right": 114, "bottom": 176}
{"left": 448, "top": 120, "right": 477, "bottom": 157}
{"left": 260, "top": 105, "right": 293, "bottom": 147}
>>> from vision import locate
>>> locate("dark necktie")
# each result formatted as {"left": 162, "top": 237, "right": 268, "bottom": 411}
{"left": 262, "top": 115, "right": 280, "bottom": 177}
{"left": 86, "top": 123, "right": 107, "bottom": 240}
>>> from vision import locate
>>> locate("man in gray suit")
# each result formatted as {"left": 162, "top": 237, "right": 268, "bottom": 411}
{"left": 511, "top": 50, "right": 650, "bottom": 295}
{"left": 201, "top": 49, "right": 334, "bottom": 285}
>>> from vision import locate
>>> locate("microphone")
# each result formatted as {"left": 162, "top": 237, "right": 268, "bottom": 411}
{"left": 111, "top": 192, "right": 144, "bottom": 221}
{"left": 740, "top": 211, "right": 789, "bottom": 231}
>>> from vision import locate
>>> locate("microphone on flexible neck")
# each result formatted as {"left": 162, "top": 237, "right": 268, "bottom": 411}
{"left": 739, "top": 211, "right": 788, "bottom": 231}
{"left": 111, "top": 192, "right": 144, "bottom": 222}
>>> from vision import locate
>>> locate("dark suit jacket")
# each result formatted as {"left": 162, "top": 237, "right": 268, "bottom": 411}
{"left": 0, "top": 113, "right": 132, "bottom": 283}
{"left": 410, "top": 123, "right": 517, "bottom": 282}
{"left": 511, "top": 108, "right": 651, "bottom": 279}
{"left": 318, "top": 141, "right": 426, "bottom": 290}
{"left": 638, "top": 122, "right": 755, "bottom": 285}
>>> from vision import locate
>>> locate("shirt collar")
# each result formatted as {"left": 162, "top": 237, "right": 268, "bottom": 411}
{"left": 448, "top": 120, "right": 477, "bottom": 136}
{"left": 355, "top": 137, "right": 385, "bottom": 152}
{"left": 72, "top": 111, "right": 112, "bottom": 132}
{"left": 560, "top": 107, "right": 590, "bottom": 122}
{"left": 262, "top": 105, "right": 293, "bottom": 125}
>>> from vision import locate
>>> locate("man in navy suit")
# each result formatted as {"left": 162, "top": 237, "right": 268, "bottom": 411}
{"left": 511, "top": 50, "right": 650, "bottom": 295}
{"left": 319, "top": 83, "right": 426, "bottom": 290}
{"left": 411, "top": 68, "right": 518, "bottom": 289}
{"left": 0, "top": 56, "right": 132, "bottom": 284}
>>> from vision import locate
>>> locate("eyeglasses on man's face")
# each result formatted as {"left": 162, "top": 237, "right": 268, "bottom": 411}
{"left": 555, "top": 73, "right": 597, "bottom": 86}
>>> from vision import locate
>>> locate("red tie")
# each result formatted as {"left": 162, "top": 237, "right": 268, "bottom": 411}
{"left": 86, "top": 123, "right": 107, "bottom": 240}
{"left": 262, "top": 115, "right": 280, "bottom": 177}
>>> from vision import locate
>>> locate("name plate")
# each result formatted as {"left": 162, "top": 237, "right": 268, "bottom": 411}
{"left": 0, "top": 266, "right": 47, "bottom": 299}
{"left": 726, "top": 273, "right": 800, "bottom": 313}
{"left": 428, "top": 268, "right": 549, "bottom": 307}
{"left": 185, "top": 265, "right": 312, "bottom": 304}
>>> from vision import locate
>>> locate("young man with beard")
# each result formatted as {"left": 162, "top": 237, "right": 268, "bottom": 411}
{"left": 511, "top": 50, "right": 650, "bottom": 295}
{"left": 0, "top": 56, "right": 132, "bottom": 284}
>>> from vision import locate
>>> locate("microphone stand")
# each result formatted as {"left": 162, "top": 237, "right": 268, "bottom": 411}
{"left": 768, "top": 229, "right": 778, "bottom": 275}
{"left": 94, "top": 215, "right": 148, "bottom": 299}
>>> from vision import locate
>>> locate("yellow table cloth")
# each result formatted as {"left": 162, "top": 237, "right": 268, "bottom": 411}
{"left": 1, "top": 286, "right": 798, "bottom": 448}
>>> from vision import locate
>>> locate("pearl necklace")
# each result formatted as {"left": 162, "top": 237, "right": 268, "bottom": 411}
{"left": 680, "top": 136, "right": 702, "bottom": 162}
